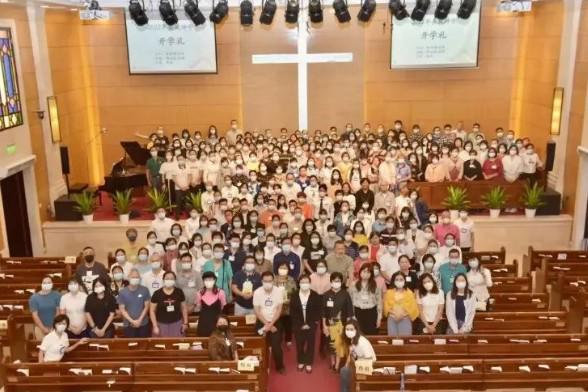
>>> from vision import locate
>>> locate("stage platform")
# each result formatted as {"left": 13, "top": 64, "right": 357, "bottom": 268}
{"left": 41, "top": 215, "right": 574, "bottom": 268}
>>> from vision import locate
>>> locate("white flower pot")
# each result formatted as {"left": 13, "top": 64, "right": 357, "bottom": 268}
{"left": 489, "top": 209, "right": 501, "bottom": 218}
{"left": 525, "top": 208, "right": 536, "bottom": 218}
{"left": 449, "top": 210, "right": 459, "bottom": 221}
{"left": 119, "top": 214, "right": 130, "bottom": 224}
{"left": 82, "top": 214, "right": 94, "bottom": 224}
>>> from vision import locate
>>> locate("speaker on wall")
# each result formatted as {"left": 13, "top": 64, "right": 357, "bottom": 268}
{"left": 545, "top": 141, "right": 556, "bottom": 172}
{"left": 60, "top": 146, "right": 70, "bottom": 175}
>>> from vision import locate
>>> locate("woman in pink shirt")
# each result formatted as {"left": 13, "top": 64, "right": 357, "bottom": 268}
{"left": 194, "top": 271, "right": 227, "bottom": 337}
{"left": 424, "top": 155, "right": 448, "bottom": 183}
{"left": 482, "top": 148, "right": 504, "bottom": 180}
{"left": 310, "top": 260, "right": 331, "bottom": 295}
{"left": 445, "top": 148, "right": 464, "bottom": 181}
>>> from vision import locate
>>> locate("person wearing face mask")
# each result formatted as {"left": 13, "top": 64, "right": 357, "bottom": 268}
{"left": 194, "top": 242, "right": 212, "bottom": 271}
{"left": 232, "top": 256, "right": 262, "bottom": 316}
{"left": 30, "top": 277, "right": 62, "bottom": 340}
{"left": 463, "top": 149, "right": 483, "bottom": 181}
{"left": 398, "top": 255, "right": 418, "bottom": 291}
{"left": 84, "top": 278, "right": 117, "bottom": 338}
{"left": 482, "top": 147, "right": 503, "bottom": 180}
{"left": 59, "top": 278, "right": 88, "bottom": 338}
{"left": 118, "top": 269, "right": 151, "bottom": 338}
{"left": 502, "top": 145, "right": 523, "bottom": 183}
{"left": 111, "top": 248, "right": 133, "bottom": 279}
{"left": 146, "top": 147, "right": 163, "bottom": 190}
{"left": 184, "top": 208, "right": 200, "bottom": 240}
{"left": 466, "top": 257, "right": 493, "bottom": 311}
{"left": 446, "top": 273, "right": 476, "bottom": 334}
{"left": 143, "top": 254, "right": 165, "bottom": 296}
{"left": 349, "top": 264, "right": 382, "bottom": 335}
{"left": 373, "top": 183, "right": 395, "bottom": 216}
{"left": 135, "top": 247, "right": 153, "bottom": 277}
{"left": 418, "top": 253, "right": 439, "bottom": 279}
{"left": 439, "top": 249, "right": 467, "bottom": 294}
{"left": 172, "top": 155, "right": 191, "bottom": 217}
{"left": 175, "top": 253, "right": 203, "bottom": 313}
{"left": 354, "top": 179, "right": 374, "bottom": 214}
{"left": 122, "top": 228, "right": 140, "bottom": 264}
{"left": 322, "top": 272, "right": 354, "bottom": 372}
{"left": 163, "top": 238, "right": 179, "bottom": 272}
{"left": 149, "top": 271, "right": 188, "bottom": 337}
{"left": 274, "top": 261, "right": 297, "bottom": 347}
{"left": 38, "top": 315, "right": 89, "bottom": 363}
{"left": 454, "top": 209, "right": 475, "bottom": 252}
{"left": 310, "top": 260, "right": 331, "bottom": 296}
{"left": 407, "top": 219, "right": 427, "bottom": 256}
{"left": 208, "top": 315, "right": 239, "bottom": 361}
{"left": 159, "top": 150, "right": 177, "bottom": 194}
{"left": 438, "top": 233, "right": 459, "bottom": 262}
{"left": 224, "top": 234, "right": 246, "bottom": 274}
{"left": 434, "top": 210, "right": 460, "bottom": 246}
{"left": 253, "top": 272, "right": 286, "bottom": 373}
{"left": 425, "top": 154, "right": 448, "bottom": 183}
{"left": 149, "top": 208, "right": 175, "bottom": 243}
{"left": 415, "top": 273, "right": 446, "bottom": 335}
{"left": 445, "top": 147, "right": 464, "bottom": 181}
{"left": 383, "top": 271, "right": 418, "bottom": 337}
{"left": 272, "top": 237, "right": 301, "bottom": 279}
{"left": 195, "top": 272, "right": 227, "bottom": 337}
{"left": 376, "top": 238, "right": 401, "bottom": 283}
{"left": 203, "top": 243, "right": 234, "bottom": 303}
{"left": 325, "top": 241, "right": 355, "bottom": 287}
{"left": 75, "top": 246, "right": 110, "bottom": 294}
{"left": 334, "top": 201, "right": 355, "bottom": 238}
{"left": 110, "top": 265, "right": 128, "bottom": 297}
{"left": 145, "top": 231, "right": 165, "bottom": 259}
{"left": 290, "top": 274, "right": 322, "bottom": 373}
{"left": 520, "top": 143, "right": 543, "bottom": 183}
{"left": 339, "top": 318, "right": 377, "bottom": 392}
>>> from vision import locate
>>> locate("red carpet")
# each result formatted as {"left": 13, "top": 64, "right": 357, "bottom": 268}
{"left": 94, "top": 191, "right": 156, "bottom": 221}
{"left": 267, "top": 333, "right": 341, "bottom": 392}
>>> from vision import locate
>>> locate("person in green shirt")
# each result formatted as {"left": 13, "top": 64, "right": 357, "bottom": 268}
{"left": 439, "top": 248, "right": 467, "bottom": 294}
{"left": 146, "top": 147, "right": 163, "bottom": 189}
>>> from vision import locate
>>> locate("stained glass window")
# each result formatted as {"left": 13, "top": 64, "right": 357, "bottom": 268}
{"left": 0, "top": 28, "right": 23, "bottom": 131}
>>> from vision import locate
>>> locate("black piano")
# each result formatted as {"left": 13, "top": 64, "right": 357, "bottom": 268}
{"left": 99, "top": 141, "right": 149, "bottom": 194}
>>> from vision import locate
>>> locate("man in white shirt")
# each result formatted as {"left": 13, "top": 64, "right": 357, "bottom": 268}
{"left": 454, "top": 210, "right": 475, "bottom": 252}
{"left": 150, "top": 208, "right": 175, "bottom": 243}
{"left": 142, "top": 254, "right": 165, "bottom": 296}
{"left": 282, "top": 173, "right": 302, "bottom": 202}
{"left": 521, "top": 144, "right": 543, "bottom": 181}
{"left": 312, "top": 185, "right": 334, "bottom": 219}
{"left": 376, "top": 239, "right": 401, "bottom": 282}
{"left": 373, "top": 182, "right": 395, "bottom": 216}
{"left": 253, "top": 272, "right": 285, "bottom": 373}
{"left": 59, "top": 282, "right": 88, "bottom": 338}
{"left": 173, "top": 156, "right": 191, "bottom": 217}
{"left": 220, "top": 176, "right": 238, "bottom": 200}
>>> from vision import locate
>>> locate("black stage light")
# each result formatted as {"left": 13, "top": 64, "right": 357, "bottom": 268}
{"left": 435, "top": 0, "right": 453, "bottom": 19}
{"left": 389, "top": 0, "right": 408, "bottom": 20}
{"left": 457, "top": 0, "right": 476, "bottom": 19}
{"left": 411, "top": 0, "right": 430, "bottom": 21}
{"left": 357, "top": 0, "right": 376, "bottom": 22}
{"left": 210, "top": 0, "right": 229, "bottom": 24}
{"left": 285, "top": 0, "right": 300, "bottom": 24}
{"left": 308, "top": 0, "right": 323, "bottom": 23}
{"left": 129, "top": 0, "right": 148, "bottom": 26}
{"left": 260, "top": 0, "right": 277, "bottom": 24}
{"left": 159, "top": 0, "right": 178, "bottom": 26}
{"left": 333, "top": 0, "right": 351, "bottom": 23}
{"left": 185, "top": 0, "right": 206, "bottom": 25}
{"left": 240, "top": 0, "right": 254, "bottom": 25}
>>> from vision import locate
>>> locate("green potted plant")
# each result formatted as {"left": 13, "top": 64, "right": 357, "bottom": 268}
{"left": 72, "top": 191, "right": 97, "bottom": 224}
{"left": 146, "top": 187, "right": 174, "bottom": 213}
{"left": 442, "top": 185, "right": 470, "bottom": 220}
{"left": 111, "top": 189, "right": 133, "bottom": 224}
{"left": 481, "top": 186, "right": 508, "bottom": 218}
{"left": 521, "top": 181, "right": 545, "bottom": 218}
{"left": 185, "top": 191, "right": 203, "bottom": 213}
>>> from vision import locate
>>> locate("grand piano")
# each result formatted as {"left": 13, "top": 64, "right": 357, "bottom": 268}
{"left": 99, "top": 141, "right": 149, "bottom": 194}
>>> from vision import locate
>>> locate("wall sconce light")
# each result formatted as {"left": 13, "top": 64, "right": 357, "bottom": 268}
{"left": 47, "top": 96, "right": 61, "bottom": 143}
{"left": 550, "top": 87, "right": 564, "bottom": 136}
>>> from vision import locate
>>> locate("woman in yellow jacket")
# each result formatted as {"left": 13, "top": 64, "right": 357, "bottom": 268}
{"left": 383, "top": 271, "right": 419, "bottom": 336}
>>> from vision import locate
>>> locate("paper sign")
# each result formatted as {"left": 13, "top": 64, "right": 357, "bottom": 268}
{"left": 391, "top": 339, "right": 404, "bottom": 346}
{"left": 433, "top": 338, "right": 447, "bottom": 345}
{"left": 245, "top": 314, "right": 257, "bottom": 325}
{"left": 238, "top": 360, "right": 255, "bottom": 372}
{"left": 119, "top": 367, "right": 131, "bottom": 375}
{"left": 154, "top": 344, "right": 166, "bottom": 349}
{"left": 538, "top": 364, "right": 550, "bottom": 370}
{"left": 173, "top": 343, "right": 190, "bottom": 350}
{"left": 0, "top": 320, "right": 7, "bottom": 330}
{"left": 376, "top": 340, "right": 389, "bottom": 344}
{"left": 355, "top": 359, "right": 373, "bottom": 376}
{"left": 404, "top": 365, "right": 417, "bottom": 375}
{"left": 65, "top": 256, "right": 77, "bottom": 264}
{"left": 128, "top": 342, "right": 138, "bottom": 347}
{"left": 236, "top": 341, "right": 245, "bottom": 348}
{"left": 557, "top": 253, "right": 567, "bottom": 260}
{"left": 419, "top": 366, "right": 430, "bottom": 373}
{"left": 491, "top": 366, "right": 503, "bottom": 372}
{"left": 16, "top": 368, "right": 29, "bottom": 377}
{"left": 102, "top": 369, "right": 113, "bottom": 374}
{"left": 518, "top": 365, "right": 531, "bottom": 373}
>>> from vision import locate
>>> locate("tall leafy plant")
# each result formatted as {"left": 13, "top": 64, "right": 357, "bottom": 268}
{"left": 185, "top": 191, "right": 203, "bottom": 213}
{"left": 146, "top": 187, "right": 174, "bottom": 212}
{"left": 111, "top": 190, "right": 133, "bottom": 216}
{"left": 521, "top": 182, "right": 546, "bottom": 209}
{"left": 481, "top": 186, "right": 508, "bottom": 209}
{"left": 442, "top": 185, "right": 470, "bottom": 210}
{"left": 72, "top": 191, "right": 96, "bottom": 215}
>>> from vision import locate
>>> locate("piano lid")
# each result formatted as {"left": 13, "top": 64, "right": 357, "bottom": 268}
{"left": 120, "top": 141, "right": 150, "bottom": 166}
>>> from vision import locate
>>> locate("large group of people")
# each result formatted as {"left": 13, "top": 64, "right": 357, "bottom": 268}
{"left": 32, "top": 122, "right": 512, "bottom": 391}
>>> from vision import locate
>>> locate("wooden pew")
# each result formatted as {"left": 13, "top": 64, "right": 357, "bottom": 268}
{"left": 490, "top": 276, "right": 531, "bottom": 293}
{"left": 0, "top": 257, "right": 73, "bottom": 276}
{"left": 523, "top": 247, "right": 588, "bottom": 274}
{"left": 482, "top": 261, "right": 518, "bottom": 278}
{"left": 462, "top": 247, "right": 506, "bottom": 265}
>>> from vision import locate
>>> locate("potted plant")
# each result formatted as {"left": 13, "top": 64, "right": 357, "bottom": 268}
{"left": 72, "top": 191, "right": 97, "bottom": 224}
{"left": 185, "top": 191, "right": 203, "bottom": 213}
{"left": 146, "top": 187, "right": 174, "bottom": 213}
{"left": 442, "top": 186, "right": 470, "bottom": 220}
{"left": 481, "top": 186, "right": 508, "bottom": 218}
{"left": 111, "top": 189, "right": 133, "bottom": 224}
{"left": 521, "top": 182, "right": 545, "bottom": 218}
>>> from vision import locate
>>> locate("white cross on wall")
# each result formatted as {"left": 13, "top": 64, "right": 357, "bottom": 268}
{"left": 252, "top": 12, "right": 353, "bottom": 130}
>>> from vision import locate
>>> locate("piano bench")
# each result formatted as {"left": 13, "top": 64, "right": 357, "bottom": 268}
{"left": 69, "top": 183, "right": 88, "bottom": 194}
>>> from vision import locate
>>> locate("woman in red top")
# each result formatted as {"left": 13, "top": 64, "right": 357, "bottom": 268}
{"left": 482, "top": 148, "right": 503, "bottom": 180}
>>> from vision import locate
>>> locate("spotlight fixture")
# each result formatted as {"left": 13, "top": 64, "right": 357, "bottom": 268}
{"left": 240, "top": 0, "right": 254, "bottom": 25}
{"left": 185, "top": 0, "right": 205, "bottom": 25}
{"left": 333, "top": 0, "right": 351, "bottom": 23}
{"left": 457, "top": 0, "right": 476, "bottom": 19}
{"left": 434, "top": 0, "right": 452, "bottom": 19}
{"left": 389, "top": 0, "right": 408, "bottom": 20}
{"left": 357, "top": 0, "right": 376, "bottom": 22}
{"left": 260, "top": 0, "right": 277, "bottom": 24}
{"left": 210, "top": 0, "right": 229, "bottom": 24}
{"left": 159, "top": 0, "right": 178, "bottom": 25}
{"left": 285, "top": 0, "right": 300, "bottom": 24}
{"left": 411, "top": 0, "right": 430, "bottom": 21}
{"left": 308, "top": 0, "right": 323, "bottom": 23}
{"left": 129, "top": 0, "right": 148, "bottom": 26}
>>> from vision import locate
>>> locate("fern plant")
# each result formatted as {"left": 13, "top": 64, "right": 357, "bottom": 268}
{"left": 442, "top": 185, "right": 470, "bottom": 210}
{"left": 72, "top": 191, "right": 96, "bottom": 215}
{"left": 185, "top": 191, "right": 203, "bottom": 213}
{"left": 521, "top": 182, "right": 546, "bottom": 209}
{"left": 111, "top": 189, "right": 133, "bottom": 215}
{"left": 481, "top": 186, "right": 508, "bottom": 209}
{"left": 146, "top": 187, "right": 174, "bottom": 212}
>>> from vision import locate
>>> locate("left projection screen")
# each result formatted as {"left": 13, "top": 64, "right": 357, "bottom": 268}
{"left": 125, "top": 10, "right": 217, "bottom": 74}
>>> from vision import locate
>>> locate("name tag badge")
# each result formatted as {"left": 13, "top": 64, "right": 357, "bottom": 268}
{"left": 264, "top": 298, "right": 273, "bottom": 307}
{"left": 289, "top": 262, "right": 294, "bottom": 270}
{"left": 188, "top": 281, "right": 196, "bottom": 288}
{"left": 225, "top": 338, "right": 231, "bottom": 347}
{"left": 406, "top": 276, "right": 412, "bottom": 282}
{"left": 242, "top": 281, "right": 253, "bottom": 295}
{"left": 250, "top": 229, "right": 256, "bottom": 233}
{"left": 152, "top": 282, "right": 160, "bottom": 289}
{"left": 166, "top": 305, "right": 175, "bottom": 312}
{"left": 327, "top": 299, "right": 334, "bottom": 308}
{"left": 491, "top": 165, "right": 497, "bottom": 170}
{"left": 229, "top": 255, "right": 235, "bottom": 262}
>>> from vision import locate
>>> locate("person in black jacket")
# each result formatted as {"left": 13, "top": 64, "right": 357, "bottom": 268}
{"left": 290, "top": 274, "right": 322, "bottom": 373}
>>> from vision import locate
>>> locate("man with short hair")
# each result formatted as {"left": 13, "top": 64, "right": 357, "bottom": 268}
{"left": 75, "top": 247, "right": 109, "bottom": 294}
{"left": 325, "top": 241, "right": 354, "bottom": 287}
{"left": 118, "top": 269, "right": 151, "bottom": 338}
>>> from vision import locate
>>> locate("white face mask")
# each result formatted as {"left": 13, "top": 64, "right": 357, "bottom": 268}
{"left": 428, "top": 246, "right": 438, "bottom": 254}
{"left": 456, "top": 281, "right": 467, "bottom": 290}
{"left": 424, "top": 261, "right": 435, "bottom": 270}
{"left": 263, "top": 281, "right": 274, "bottom": 290}
{"left": 345, "top": 329, "right": 356, "bottom": 339}
{"left": 316, "top": 266, "right": 327, "bottom": 275}
{"left": 55, "top": 323, "right": 67, "bottom": 333}
{"left": 181, "top": 262, "right": 192, "bottom": 271}
{"left": 94, "top": 285, "right": 105, "bottom": 294}
{"left": 164, "top": 279, "right": 175, "bottom": 288}
{"left": 359, "top": 252, "right": 369, "bottom": 259}
{"left": 151, "top": 261, "right": 161, "bottom": 270}
{"left": 331, "top": 281, "right": 342, "bottom": 290}
{"left": 68, "top": 283, "right": 79, "bottom": 293}
{"left": 278, "top": 269, "right": 289, "bottom": 277}
{"left": 148, "top": 238, "right": 157, "bottom": 245}
{"left": 204, "top": 280, "right": 215, "bottom": 289}
{"left": 116, "top": 255, "right": 126, "bottom": 263}
{"left": 300, "top": 282, "right": 310, "bottom": 291}
{"left": 311, "top": 238, "right": 320, "bottom": 246}
{"left": 373, "top": 268, "right": 380, "bottom": 276}
{"left": 445, "top": 239, "right": 455, "bottom": 247}
{"left": 113, "top": 272, "right": 124, "bottom": 281}
{"left": 42, "top": 282, "right": 53, "bottom": 291}
{"left": 394, "top": 280, "right": 405, "bottom": 289}
{"left": 449, "top": 258, "right": 460, "bottom": 265}
{"left": 214, "top": 251, "right": 224, "bottom": 259}
{"left": 129, "top": 277, "right": 141, "bottom": 286}
{"left": 423, "top": 281, "right": 434, "bottom": 291}
{"left": 468, "top": 260, "right": 479, "bottom": 269}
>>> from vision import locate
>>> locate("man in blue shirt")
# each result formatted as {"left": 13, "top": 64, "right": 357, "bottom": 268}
{"left": 439, "top": 248, "right": 467, "bottom": 294}
{"left": 272, "top": 237, "right": 301, "bottom": 279}
{"left": 231, "top": 256, "right": 262, "bottom": 315}
{"left": 117, "top": 269, "right": 151, "bottom": 338}
{"left": 29, "top": 277, "right": 62, "bottom": 339}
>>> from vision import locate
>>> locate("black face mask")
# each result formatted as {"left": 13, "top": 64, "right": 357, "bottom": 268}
{"left": 84, "top": 255, "right": 95, "bottom": 263}
{"left": 217, "top": 325, "right": 228, "bottom": 332}
{"left": 127, "top": 235, "right": 137, "bottom": 242}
